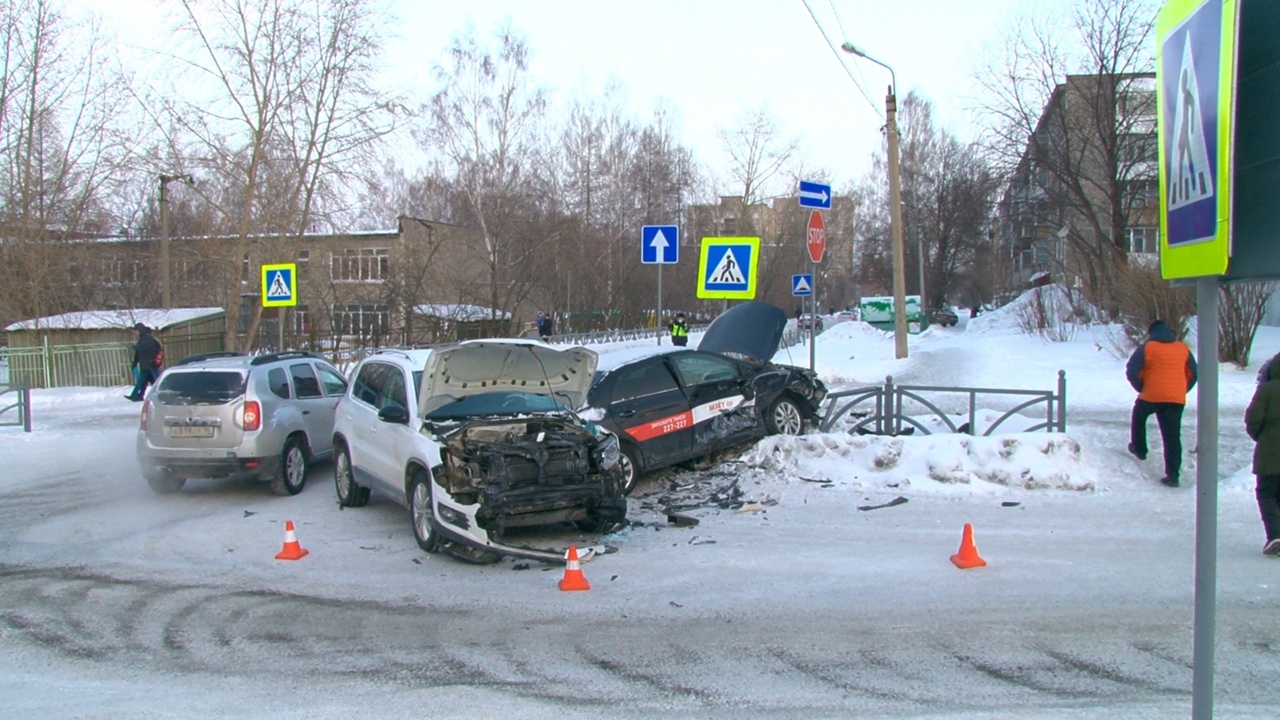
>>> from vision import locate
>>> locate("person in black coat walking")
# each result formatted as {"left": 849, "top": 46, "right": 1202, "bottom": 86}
{"left": 1246, "top": 352, "right": 1280, "bottom": 556}
{"left": 126, "top": 323, "right": 163, "bottom": 401}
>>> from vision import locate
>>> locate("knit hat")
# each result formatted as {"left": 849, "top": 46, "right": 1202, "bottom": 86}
{"left": 133, "top": 322, "right": 148, "bottom": 331}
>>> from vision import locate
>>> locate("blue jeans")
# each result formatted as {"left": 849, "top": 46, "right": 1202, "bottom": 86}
{"left": 131, "top": 367, "right": 158, "bottom": 398}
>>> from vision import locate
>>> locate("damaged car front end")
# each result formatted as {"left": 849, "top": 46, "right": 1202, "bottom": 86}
{"left": 419, "top": 342, "right": 626, "bottom": 562}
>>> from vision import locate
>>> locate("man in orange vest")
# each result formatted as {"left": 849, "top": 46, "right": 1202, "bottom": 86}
{"left": 1126, "top": 319, "right": 1198, "bottom": 487}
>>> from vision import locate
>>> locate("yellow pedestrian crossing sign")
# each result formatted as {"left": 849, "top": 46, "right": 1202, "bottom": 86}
{"left": 697, "top": 237, "right": 759, "bottom": 300}
{"left": 261, "top": 263, "right": 297, "bottom": 307}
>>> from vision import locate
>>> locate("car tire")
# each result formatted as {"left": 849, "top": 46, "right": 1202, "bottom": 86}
{"left": 145, "top": 472, "right": 186, "bottom": 495}
{"left": 269, "top": 437, "right": 308, "bottom": 496}
{"left": 765, "top": 395, "right": 805, "bottom": 436}
{"left": 333, "top": 443, "right": 369, "bottom": 508}
{"left": 408, "top": 469, "right": 439, "bottom": 553}
{"left": 618, "top": 444, "right": 642, "bottom": 496}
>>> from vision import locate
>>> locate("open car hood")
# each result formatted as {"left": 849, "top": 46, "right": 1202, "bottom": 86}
{"left": 418, "top": 340, "right": 598, "bottom": 417}
{"left": 697, "top": 301, "right": 787, "bottom": 365}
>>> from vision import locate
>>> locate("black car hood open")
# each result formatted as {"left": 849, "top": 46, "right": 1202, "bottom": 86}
{"left": 697, "top": 301, "right": 787, "bottom": 365}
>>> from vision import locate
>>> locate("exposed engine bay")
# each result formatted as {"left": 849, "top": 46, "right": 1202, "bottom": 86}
{"left": 429, "top": 417, "right": 625, "bottom": 533}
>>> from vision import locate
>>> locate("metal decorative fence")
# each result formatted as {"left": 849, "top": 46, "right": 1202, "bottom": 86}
{"left": 819, "top": 371, "right": 1067, "bottom": 436}
{"left": 0, "top": 382, "right": 32, "bottom": 432}
{"left": 0, "top": 332, "right": 224, "bottom": 389}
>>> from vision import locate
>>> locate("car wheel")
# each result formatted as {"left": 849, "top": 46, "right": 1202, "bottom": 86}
{"left": 333, "top": 443, "right": 369, "bottom": 508}
{"left": 618, "top": 444, "right": 642, "bottom": 496}
{"left": 269, "top": 437, "right": 308, "bottom": 496}
{"left": 765, "top": 395, "right": 805, "bottom": 436}
{"left": 145, "top": 472, "right": 186, "bottom": 495}
{"left": 408, "top": 469, "right": 439, "bottom": 553}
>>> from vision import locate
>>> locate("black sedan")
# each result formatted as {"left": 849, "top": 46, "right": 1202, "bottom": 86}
{"left": 583, "top": 301, "right": 827, "bottom": 494}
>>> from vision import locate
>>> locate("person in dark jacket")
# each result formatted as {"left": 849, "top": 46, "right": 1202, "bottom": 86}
{"left": 126, "top": 323, "right": 163, "bottom": 401}
{"left": 1245, "top": 352, "right": 1280, "bottom": 556}
{"left": 536, "top": 311, "right": 552, "bottom": 340}
{"left": 669, "top": 312, "right": 689, "bottom": 346}
{"left": 1125, "top": 319, "right": 1198, "bottom": 486}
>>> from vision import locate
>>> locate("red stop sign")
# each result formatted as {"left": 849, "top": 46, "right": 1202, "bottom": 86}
{"left": 806, "top": 210, "right": 826, "bottom": 263}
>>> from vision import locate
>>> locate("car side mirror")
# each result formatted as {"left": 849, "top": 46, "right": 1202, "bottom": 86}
{"left": 378, "top": 405, "right": 409, "bottom": 425}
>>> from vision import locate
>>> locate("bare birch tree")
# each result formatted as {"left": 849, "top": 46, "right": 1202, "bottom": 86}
{"left": 975, "top": 0, "right": 1160, "bottom": 315}
{"left": 418, "top": 24, "right": 548, "bottom": 323}
{"left": 0, "top": 0, "right": 136, "bottom": 325}
{"left": 163, "top": 0, "right": 393, "bottom": 350}
{"left": 716, "top": 106, "right": 799, "bottom": 208}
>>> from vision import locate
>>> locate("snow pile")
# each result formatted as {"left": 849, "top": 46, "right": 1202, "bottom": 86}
{"left": 742, "top": 431, "right": 1097, "bottom": 495}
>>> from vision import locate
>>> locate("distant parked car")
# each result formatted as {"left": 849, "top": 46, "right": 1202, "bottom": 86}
{"left": 798, "top": 313, "right": 824, "bottom": 332}
{"left": 332, "top": 342, "right": 626, "bottom": 564}
{"left": 835, "top": 310, "right": 858, "bottom": 323}
{"left": 583, "top": 301, "right": 828, "bottom": 494}
{"left": 136, "top": 351, "right": 348, "bottom": 495}
{"left": 930, "top": 308, "right": 959, "bottom": 327}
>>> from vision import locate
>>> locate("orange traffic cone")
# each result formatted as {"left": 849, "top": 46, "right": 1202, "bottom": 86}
{"left": 950, "top": 522, "right": 986, "bottom": 569}
{"left": 558, "top": 545, "right": 590, "bottom": 591}
{"left": 275, "top": 520, "right": 309, "bottom": 561}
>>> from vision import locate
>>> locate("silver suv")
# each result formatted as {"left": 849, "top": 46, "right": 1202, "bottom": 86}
{"left": 136, "top": 351, "right": 348, "bottom": 495}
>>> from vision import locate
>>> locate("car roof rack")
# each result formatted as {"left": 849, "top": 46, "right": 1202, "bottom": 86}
{"left": 372, "top": 348, "right": 421, "bottom": 361}
{"left": 249, "top": 350, "right": 321, "bottom": 366}
{"left": 173, "top": 350, "right": 247, "bottom": 366}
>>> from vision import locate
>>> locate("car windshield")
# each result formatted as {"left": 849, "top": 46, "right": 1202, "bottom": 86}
{"left": 423, "top": 391, "right": 567, "bottom": 420}
{"left": 154, "top": 371, "right": 246, "bottom": 405}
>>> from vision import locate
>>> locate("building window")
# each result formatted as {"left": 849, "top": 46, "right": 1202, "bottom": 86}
{"left": 104, "top": 256, "right": 144, "bottom": 286}
{"left": 723, "top": 216, "right": 736, "bottom": 234}
{"left": 330, "top": 248, "right": 389, "bottom": 282}
{"left": 298, "top": 249, "right": 310, "bottom": 262}
{"left": 294, "top": 304, "right": 310, "bottom": 335}
{"left": 1126, "top": 226, "right": 1158, "bottom": 254}
{"left": 332, "top": 304, "right": 388, "bottom": 337}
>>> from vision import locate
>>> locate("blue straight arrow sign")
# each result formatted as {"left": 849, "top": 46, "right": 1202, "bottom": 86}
{"left": 798, "top": 180, "right": 831, "bottom": 210}
{"left": 642, "top": 225, "right": 679, "bottom": 264}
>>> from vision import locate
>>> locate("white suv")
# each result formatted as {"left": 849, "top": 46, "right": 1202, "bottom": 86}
{"left": 331, "top": 341, "right": 626, "bottom": 564}
{"left": 136, "top": 351, "right": 348, "bottom": 495}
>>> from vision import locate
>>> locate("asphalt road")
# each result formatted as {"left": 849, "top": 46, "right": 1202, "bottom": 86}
{"left": 1, "top": 393, "right": 1277, "bottom": 719}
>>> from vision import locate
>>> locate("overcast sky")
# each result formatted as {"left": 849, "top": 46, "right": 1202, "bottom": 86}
{"left": 94, "top": 0, "right": 1024, "bottom": 195}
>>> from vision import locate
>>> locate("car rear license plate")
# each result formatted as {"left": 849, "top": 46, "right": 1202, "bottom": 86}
{"left": 170, "top": 426, "right": 215, "bottom": 438}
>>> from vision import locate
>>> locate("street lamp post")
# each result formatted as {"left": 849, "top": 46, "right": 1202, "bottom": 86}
{"left": 841, "top": 43, "right": 908, "bottom": 359}
{"left": 158, "top": 173, "right": 194, "bottom": 309}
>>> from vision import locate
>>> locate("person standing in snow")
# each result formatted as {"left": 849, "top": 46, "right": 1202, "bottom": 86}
{"left": 535, "top": 311, "right": 550, "bottom": 340}
{"left": 1125, "top": 319, "right": 1198, "bottom": 487}
{"left": 669, "top": 312, "right": 689, "bottom": 346}
{"left": 1245, "top": 352, "right": 1280, "bottom": 556}
{"left": 126, "top": 323, "right": 164, "bottom": 401}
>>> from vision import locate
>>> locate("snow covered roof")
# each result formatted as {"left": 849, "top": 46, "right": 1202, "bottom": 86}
{"left": 5, "top": 307, "right": 225, "bottom": 332}
{"left": 413, "top": 304, "right": 511, "bottom": 321}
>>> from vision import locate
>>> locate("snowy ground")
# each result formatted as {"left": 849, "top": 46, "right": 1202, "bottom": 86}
{"left": 1, "top": 296, "right": 1279, "bottom": 718}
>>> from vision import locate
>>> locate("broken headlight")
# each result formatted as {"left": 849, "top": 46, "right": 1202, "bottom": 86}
{"left": 597, "top": 431, "right": 621, "bottom": 470}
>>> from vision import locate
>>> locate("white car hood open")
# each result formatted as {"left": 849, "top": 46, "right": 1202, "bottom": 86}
{"left": 417, "top": 339, "right": 598, "bottom": 417}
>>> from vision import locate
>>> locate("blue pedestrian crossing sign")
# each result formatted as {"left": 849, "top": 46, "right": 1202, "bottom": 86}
{"left": 697, "top": 237, "right": 759, "bottom": 300}
{"left": 641, "top": 225, "right": 679, "bottom": 264}
{"left": 262, "top": 263, "right": 298, "bottom": 307}
{"left": 1156, "top": 0, "right": 1237, "bottom": 279}
{"left": 792, "top": 274, "right": 813, "bottom": 296}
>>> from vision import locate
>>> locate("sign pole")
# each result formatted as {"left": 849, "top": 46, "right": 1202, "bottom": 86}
{"left": 809, "top": 258, "right": 816, "bottom": 372}
{"left": 1191, "top": 276, "right": 1219, "bottom": 720}
{"left": 657, "top": 263, "right": 664, "bottom": 346}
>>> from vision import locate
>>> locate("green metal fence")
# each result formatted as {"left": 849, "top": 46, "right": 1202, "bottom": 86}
{"left": 0, "top": 332, "right": 224, "bottom": 389}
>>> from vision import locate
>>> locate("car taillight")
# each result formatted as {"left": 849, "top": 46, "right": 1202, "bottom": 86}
{"left": 140, "top": 399, "right": 149, "bottom": 430}
{"left": 242, "top": 400, "right": 261, "bottom": 431}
